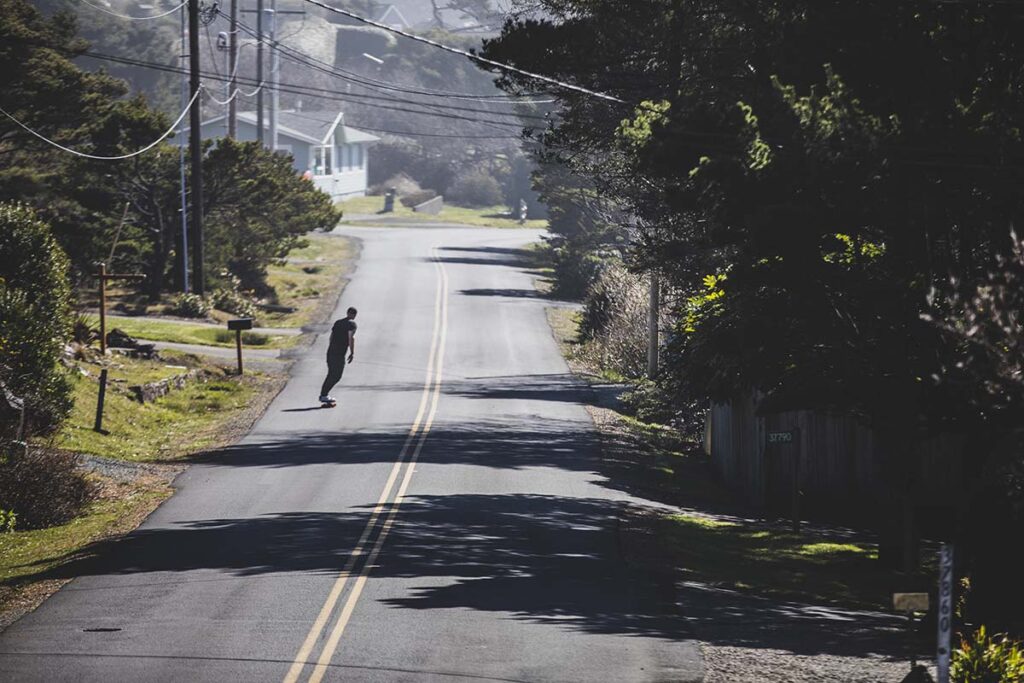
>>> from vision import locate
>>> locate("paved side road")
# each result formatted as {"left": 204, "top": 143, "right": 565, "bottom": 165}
{"left": 0, "top": 226, "right": 703, "bottom": 682}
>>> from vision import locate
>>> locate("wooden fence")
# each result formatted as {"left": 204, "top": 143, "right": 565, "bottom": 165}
{"left": 706, "top": 398, "right": 963, "bottom": 513}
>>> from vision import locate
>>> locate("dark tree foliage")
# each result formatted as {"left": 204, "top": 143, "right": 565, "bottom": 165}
{"left": 485, "top": 0, "right": 1024, "bottom": 617}
{"left": 0, "top": 0, "right": 342, "bottom": 299}
{"left": 203, "top": 139, "right": 343, "bottom": 294}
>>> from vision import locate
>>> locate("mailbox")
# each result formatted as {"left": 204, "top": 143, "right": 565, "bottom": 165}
{"left": 893, "top": 592, "right": 930, "bottom": 613}
{"left": 227, "top": 318, "right": 254, "bottom": 331}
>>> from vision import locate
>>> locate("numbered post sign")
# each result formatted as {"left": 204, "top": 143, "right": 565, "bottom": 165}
{"left": 936, "top": 544, "right": 954, "bottom": 683}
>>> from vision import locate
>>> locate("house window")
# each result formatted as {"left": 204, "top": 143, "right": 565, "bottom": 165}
{"left": 341, "top": 144, "right": 351, "bottom": 171}
{"left": 314, "top": 145, "right": 333, "bottom": 175}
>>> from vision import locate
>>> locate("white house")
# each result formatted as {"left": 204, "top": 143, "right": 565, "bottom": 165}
{"left": 187, "top": 110, "right": 379, "bottom": 201}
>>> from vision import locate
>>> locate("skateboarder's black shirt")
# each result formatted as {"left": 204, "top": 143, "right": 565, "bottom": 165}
{"left": 327, "top": 318, "right": 357, "bottom": 357}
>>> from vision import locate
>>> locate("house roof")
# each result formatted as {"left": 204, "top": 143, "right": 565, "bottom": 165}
{"left": 373, "top": 4, "right": 410, "bottom": 29}
{"left": 198, "top": 110, "right": 379, "bottom": 146}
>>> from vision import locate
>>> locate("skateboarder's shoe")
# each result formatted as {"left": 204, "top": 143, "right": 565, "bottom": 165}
{"left": 319, "top": 395, "right": 337, "bottom": 406}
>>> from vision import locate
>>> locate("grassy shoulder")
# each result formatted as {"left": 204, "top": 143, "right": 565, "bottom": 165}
{"left": 263, "top": 232, "right": 357, "bottom": 328}
{"left": 87, "top": 316, "right": 296, "bottom": 349}
{"left": 3, "top": 352, "right": 285, "bottom": 621}
{"left": 0, "top": 476, "right": 172, "bottom": 618}
{"left": 53, "top": 353, "right": 274, "bottom": 462}
{"left": 338, "top": 195, "right": 549, "bottom": 230}
{"left": 545, "top": 305, "right": 900, "bottom": 612}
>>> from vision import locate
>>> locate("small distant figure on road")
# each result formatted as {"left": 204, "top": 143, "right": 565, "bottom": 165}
{"left": 518, "top": 198, "right": 528, "bottom": 225}
{"left": 319, "top": 307, "right": 357, "bottom": 407}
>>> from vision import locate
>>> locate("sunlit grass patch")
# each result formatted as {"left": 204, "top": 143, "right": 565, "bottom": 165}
{"left": 263, "top": 233, "right": 356, "bottom": 328}
{"left": 661, "top": 513, "right": 891, "bottom": 608}
{"left": 85, "top": 316, "right": 295, "bottom": 349}
{"left": 52, "top": 359, "right": 265, "bottom": 462}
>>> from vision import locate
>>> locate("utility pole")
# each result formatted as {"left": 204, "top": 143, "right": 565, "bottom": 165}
{"left": 228, "top": 0, "right": 238, "bottom": 137}
{"left": 255, "top": 0, "right": 264, "bottom": 145}
{"left": 178, "top": 3, "right": 190, "bottom": 292}
{"left": 187, "top": 0, "right": 205, "bottom": 295}
{"left": 647, "top": 271, "right": 660, "bottom": 378}
{"left": 267, "top": 5, "right": 303, "bottom": 152}
{"left": 217, "top": 31, "right": 230, "bottom": 136}
{"left": 268, "top": 0, "right": 278, "bottom": 151}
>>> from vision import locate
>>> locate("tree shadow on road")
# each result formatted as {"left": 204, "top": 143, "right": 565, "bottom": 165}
{"left": 20, "top": 494, "right": 686, "bottom": 640}
{"left": 12, "top": 489, "right": 902, "bottom": 658}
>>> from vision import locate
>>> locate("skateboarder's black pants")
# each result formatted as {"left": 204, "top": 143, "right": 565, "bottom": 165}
{"left": 320, "top": 355, "right": 346, "bottom": 397}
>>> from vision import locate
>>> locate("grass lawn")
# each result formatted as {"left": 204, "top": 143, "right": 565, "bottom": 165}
{"left": 338, "top": 195, "right": 549, "bottom": 230}
{"left": 53, "top": 354, "right": 270, "bottom": 462}
{"left": 263, "top": 232, "right": 357, "bottom": 328}
{"left": 87, "top": 315, "right": 296, "bottom": 349}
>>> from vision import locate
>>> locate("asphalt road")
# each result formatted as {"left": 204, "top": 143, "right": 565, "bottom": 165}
{"left": 0, "top": 226, "right": 702, "bottom": 682}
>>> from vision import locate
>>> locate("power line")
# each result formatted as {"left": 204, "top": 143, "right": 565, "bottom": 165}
{"left": 0, "top": 88, "right": 201, "bottom": 160}
{"left": 227, "top": 12, "right": 552, "bottom": 103}
{"left": 283, "top": 110, "right": 522, "bottom": 140}
{"left": 6, "top": 30, "right": 540, "bottom": 132}
{"left": 269, "top": 44, "right": 548, "bottom": 122}
{"left": 73, "top": 48, "right": 531, "bottom": 130}
{"left": 227, "top": 15, "right": 552, "bottom": 121}
{"left": 245, "top": 14, "right": 552, "bottom": 103}
{"left": 76, "top": 0, "right": 186, "bottom": 20}
{"left": 253, "top": 32, "right": 533, "bottom": 137}
{"left": 298, "top": 0, "right": 627, "bottom": 104}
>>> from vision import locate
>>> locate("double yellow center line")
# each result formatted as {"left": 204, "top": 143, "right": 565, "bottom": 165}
{"left": 283, "top": 247, "right": 450, "bottom": 683}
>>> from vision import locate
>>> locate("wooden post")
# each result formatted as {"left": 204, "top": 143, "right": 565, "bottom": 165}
{"left": 95, "top": 266, "right": 145, "bottom": 355}
{"left": 98, "top": 263, "right": 107, "bottom": 355}
{"left": 94, "top": 368, "right": 108, "bottom": 433}
{"left": 235, "top": 328, "right": 243, "bottom": 375}
{"left": 227, "top": 318, "right": 252, "bottom": 374}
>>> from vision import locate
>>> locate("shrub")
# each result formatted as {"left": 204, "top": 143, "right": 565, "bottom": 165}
{"left": 168, "top": 293, "right": 210, "bottom": 318}
{"left": 71, "top": 313, "right": 100, "bottom": 346}
{"left": 577, "top": 261, "right": 657, "bottom": 380}
{"left": 0, "top": 447, "right": 96, "bottom": 530}
{"left": 368, "top": 173, "right": 422, "bottom": 197}
{"left": 952, "top": 626, "right": 1024, "bottom": 683}
{"left": 211, "top": 288, "right": 257, "bottom": 318}
{"left": 367, "top": 140, "right": 457, "bottom": 193}
{"left": 0, "top": 203, "right": 74, "bottom": 436}
{"left": 214, "top": 330, "right": 269, "bottom": 346}
{"left": 241, "top": 331, "right": 269, "bottom": 346}
{"left": 400, "top": 190, "right": 438, "bottom": 209}
{"left": 0, "top": 508, "right": 15, "bottom": 532}
{"left": 447, "top": 168, "right": 504, "bottom": 208}
{"left": 553, "top": 246, "right": 605, "bottom": 300}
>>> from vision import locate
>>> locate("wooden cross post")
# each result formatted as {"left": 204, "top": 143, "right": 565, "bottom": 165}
{"left": 94, "top": 264, "right": 145, "bottom": 434}
{"left": 96, "top": 263, "right": 145, "bottom": 354}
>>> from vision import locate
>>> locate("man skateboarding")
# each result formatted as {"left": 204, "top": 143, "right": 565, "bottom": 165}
{"left": 319, "top": 307, "right": 357, "bottom": 406}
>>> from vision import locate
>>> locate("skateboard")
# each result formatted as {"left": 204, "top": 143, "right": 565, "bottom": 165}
{"left": 320, "top": 399, "right": 337, "bottom": 408}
